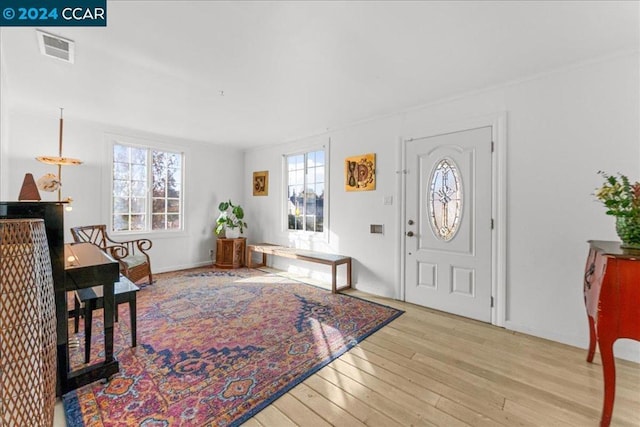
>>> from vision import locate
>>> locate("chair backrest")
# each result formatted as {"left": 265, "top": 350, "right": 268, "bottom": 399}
{"left": 70, "top": 225, "right": 109, "bottom": 250}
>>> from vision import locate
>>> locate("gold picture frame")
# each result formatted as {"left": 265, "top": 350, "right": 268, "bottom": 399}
{"left": 253, "top": 171, "right": 269, "bottom": 196}
{"left": 345, "top": 153, "right": 376, "bottom": 191}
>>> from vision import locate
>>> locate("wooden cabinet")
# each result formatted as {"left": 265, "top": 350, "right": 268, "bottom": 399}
{"left": 215, "top": 238, "right": 246, "bottom": 269}
{"left": 583, "top": 240, "right": 640, "bottom": 427}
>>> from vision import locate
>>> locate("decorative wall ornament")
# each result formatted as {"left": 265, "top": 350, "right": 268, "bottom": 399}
{"left": 35, "top": 108, "right": 82, "bottom": 202}
{"left": 253, "top": 171, "right": 269, "bottom": 196}
{"left": 345, "top": 153, "right": 376, "bottom": 191}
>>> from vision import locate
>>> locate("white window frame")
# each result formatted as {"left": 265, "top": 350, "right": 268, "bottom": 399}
{"left": 282, "top": 141, "right": 330, "bottom": 242}
{"left": 106, "top": 134, "right": 186, "bottom": 236}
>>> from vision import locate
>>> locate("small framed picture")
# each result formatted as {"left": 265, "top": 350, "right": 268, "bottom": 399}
{"left": 345, "top": 153, "right": 376, "bottom": 191}
{"left": 253, "top": 171, "right": 269, "bottom": 196}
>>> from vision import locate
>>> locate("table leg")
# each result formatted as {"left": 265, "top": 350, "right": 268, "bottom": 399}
{"left": 347, "top": 259, "right": 352, "bottom": 287}
{"left": 84, "top": 301, "right": 93, "bottom": 364}
{"left": 598, "top": 337, "right": 616, "bottom": 427}
{"left": 586, "top": 315, "right": 597, "bottom": 363}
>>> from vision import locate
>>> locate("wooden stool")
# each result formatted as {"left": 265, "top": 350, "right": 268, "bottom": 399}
{"left": 74, "top": 275, "right": 139, "bottom": 363}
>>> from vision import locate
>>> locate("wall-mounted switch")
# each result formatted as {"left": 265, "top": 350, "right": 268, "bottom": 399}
{"left": 383, "top": 196, "right": 393, "bottom": 205}
{"left": 370, "top": 224, "right": 384, "bottom": 234}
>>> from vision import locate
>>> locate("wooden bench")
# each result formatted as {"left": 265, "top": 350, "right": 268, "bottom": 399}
{"left": 73, "top": 275, "right": 139, "bottom": 364}
{"left": 247, "top": 243, "right": 352, "bottom": 293}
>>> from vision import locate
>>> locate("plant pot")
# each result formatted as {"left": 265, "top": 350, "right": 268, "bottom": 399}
{"left": 615, "top": 216, "right": 640, "bottom": 249}
{"left": 225, "top": 227, "right": 241, "bottom": 239}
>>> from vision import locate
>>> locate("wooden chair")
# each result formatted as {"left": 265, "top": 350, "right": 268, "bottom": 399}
{"left": 70, "top": 224, "right": 153, "bottom": 285}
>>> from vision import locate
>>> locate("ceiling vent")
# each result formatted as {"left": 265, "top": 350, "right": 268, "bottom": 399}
{"left": 36, "top": 30, "right": 75, "bottom": 63}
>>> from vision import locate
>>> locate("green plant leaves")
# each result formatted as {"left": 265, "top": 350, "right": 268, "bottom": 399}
{"left": 214, "top": 199, "right": 248, "bottom": 235}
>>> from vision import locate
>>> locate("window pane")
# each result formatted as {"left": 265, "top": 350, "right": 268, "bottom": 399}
{"left": 315, "top": 150, "right": 324, "bottom": 165}
{"left": 152, "top": 198, "right": 165, "bottom": 213}
{"left": 113, "top": 162, "right": 129, "bottom": 180}
{"left": 152, "top": 179, "right": 166, "bottom": 198}
{"left": 167, "top": 168, "right": 181, "bottom": 198}
{"left": 113, "top": 145, "right": 128, "bottom": 163}
{"left": 305, "top": 215, "right": 316, "bottom": 231}
{"left": 152, "top": 214, "right": 165, "bottom": 230}
{"left": 131, "top": 215, "right": 145, "bottom": 231}
{"left": 131, "top": 164, "right": 146, "bottom": 181}
{"left": 167, "top": 214, "right": 180, "bottom": 229}
{"left": 288, "top": 170, "right": 298, "bottom": 185}
{"left": 113, "top": 215, "right": 129, "bottom": 231}
{"left": 306, "top": 167, "right": 315, "bottom": 185}
{"left": 113, "top": 197, "right": 128, "bottom": 214}
{"left": 131, "top": 181, "right": 147, "bottom": 198}
{"left": 113, "top": 180, "right": 130, "bottom": 197}
{"left": 428, "top": 158, "right": 463, "bottom": 241}
{"left": 167, "top": 153, "right": 181, "bottom": 169}
{"left": 130, "top": 197, "right": 145, "bottom": 213}
{"left": 167, "top": 199, "right": 180, "bottom": 213}
{"left": 131, "top": 148, "right": 146, "bottom": 165}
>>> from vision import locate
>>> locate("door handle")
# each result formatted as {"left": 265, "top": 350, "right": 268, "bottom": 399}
{"left": 406, "top": 231, "right": 414, "bottom": 237}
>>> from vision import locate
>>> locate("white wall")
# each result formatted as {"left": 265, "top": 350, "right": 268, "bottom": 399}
{"left": 2, "top": 106, "right": 245, "bottom": 273}
{"left": 244, "top": 52, "right": 640, "bottom": 361}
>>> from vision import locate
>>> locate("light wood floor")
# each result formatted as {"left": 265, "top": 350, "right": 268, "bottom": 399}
{"left": 54, "top": 287, "right": 640, "bottom": 426}
{"left": 243, "top": 289, "right": 640, "bottom": 427}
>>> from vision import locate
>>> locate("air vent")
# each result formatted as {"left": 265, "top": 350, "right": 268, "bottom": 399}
{"left": 36, "top": 30, "right": 74, "bottom": 63}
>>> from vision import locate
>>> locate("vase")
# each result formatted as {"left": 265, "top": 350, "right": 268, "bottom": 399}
{"left": 615, "top": 216, "right": 640, "bottom": 249}
{"left": 225, "top": 227, "right": 241, "bottom": 239}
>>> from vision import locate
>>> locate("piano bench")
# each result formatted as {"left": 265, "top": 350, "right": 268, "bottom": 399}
{"left": 73, "top": 275, "right": 139, "bottom": 364}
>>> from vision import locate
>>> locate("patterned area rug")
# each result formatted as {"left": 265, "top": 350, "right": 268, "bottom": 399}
{"left": 63, "top": 267, "right": 402, "bottom": 426}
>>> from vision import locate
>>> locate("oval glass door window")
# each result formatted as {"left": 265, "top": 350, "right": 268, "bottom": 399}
{"left": 428, "top": 158, "right": 463, "bottom": 241}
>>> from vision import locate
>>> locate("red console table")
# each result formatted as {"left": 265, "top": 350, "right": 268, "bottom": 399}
{"left": 583, "top": 240, "right": 640, "bottom": 427}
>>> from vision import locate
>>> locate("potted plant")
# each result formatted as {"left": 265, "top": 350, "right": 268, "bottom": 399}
{"left": 215, "top": 199, "right": 247, "bottom": 239}
{"left": 595, "top": 171, "right": 640, "bottom": 249}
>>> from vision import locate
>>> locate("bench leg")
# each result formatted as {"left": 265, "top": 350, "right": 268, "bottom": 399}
{"left": 129, "top": 295, "right": 137, "bottom": 348}
{"left": 331, "top": 264, "right": 337, "bottom": 294}
{"left": 74, "top": 293, "right": 80, "bottom": 334}
{"left": 84, "top": 301, "right": 94, "bottom": 364}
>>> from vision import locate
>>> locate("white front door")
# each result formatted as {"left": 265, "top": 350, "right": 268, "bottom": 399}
{"left": 404, "top": 126, "right": 493, "bottom": 322}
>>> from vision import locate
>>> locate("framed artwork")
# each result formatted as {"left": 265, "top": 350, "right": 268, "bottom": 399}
{"left": 253, "top": 171, "right": 269, "bottom": 196}
{"left": 345, "top": 153, "right": 376, "bottom": 191}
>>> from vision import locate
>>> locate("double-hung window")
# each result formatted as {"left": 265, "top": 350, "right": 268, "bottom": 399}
{"left": 112, "top": 142, "right": 184, "bottom": 233}
{"left": 285, "top": 148, "right": 326, "bottom": 233}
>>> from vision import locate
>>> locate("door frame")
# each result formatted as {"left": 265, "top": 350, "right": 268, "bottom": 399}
{"left": 398, "top": 112, "right": 507, "bottom": 327}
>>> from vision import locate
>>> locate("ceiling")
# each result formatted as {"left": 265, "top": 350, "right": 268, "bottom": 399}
{"left": 1, "top": 1, "right": 638, "bottom": 149}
